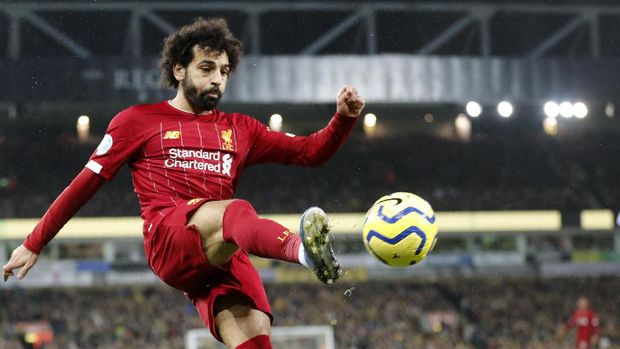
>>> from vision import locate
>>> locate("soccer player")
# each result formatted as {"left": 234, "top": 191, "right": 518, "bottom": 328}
{"left": 564, "top": 297, "right": 600, "bottom": 349}
{"left": 2, "top": 18, "right": 364, "bottom": 349}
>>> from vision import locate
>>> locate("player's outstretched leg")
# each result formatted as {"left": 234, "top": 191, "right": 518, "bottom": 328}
{"left": 299, "top": 207, "right": 342, "bottom": 284}
{"left": 189, "top": 199, "right": 302, "bottom": 266}
{"left": 189, "top": 199, "right": 342, "bottom": 284}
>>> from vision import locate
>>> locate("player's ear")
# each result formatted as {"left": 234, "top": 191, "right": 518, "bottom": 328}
{"left": 173, "top": 63, "right": 186, "bottom": 83}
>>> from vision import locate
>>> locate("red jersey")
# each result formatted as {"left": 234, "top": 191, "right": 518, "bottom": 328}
{"left": 86, "top": 101, "right": 356, "bottom": 222}
{"left": 568, "top": 309, "right": 600, "bottom": 348}
{"left": 23, "top": 101, "right": 357, "bottom": 254}
{"left": 24, "top": 101, "right": 357, "bottom": 254}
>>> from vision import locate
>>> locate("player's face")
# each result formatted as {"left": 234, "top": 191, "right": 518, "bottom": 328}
{"left": 181, "top": 47, "right": 230, "bottom": 111}
{"left": 577, "top": 297, "right": 589, "bottom": 310}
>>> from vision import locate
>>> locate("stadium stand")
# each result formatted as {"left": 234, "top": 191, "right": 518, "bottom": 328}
{"left": 0, "top": 278, "right": 618, "bottom": 349}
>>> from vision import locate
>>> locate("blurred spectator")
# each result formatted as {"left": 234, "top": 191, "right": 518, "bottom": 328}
{"left": 0, "top": 277, "right": 618, "bottom": 348}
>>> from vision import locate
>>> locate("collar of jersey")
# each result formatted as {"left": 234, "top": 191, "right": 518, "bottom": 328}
{"left": 166, "top": 100, "right": 218, "bottom": 118}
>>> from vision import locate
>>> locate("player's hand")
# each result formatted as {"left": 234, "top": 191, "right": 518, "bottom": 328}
{"left": 336, "top": 85, "right": 365, "bottom": 118}
{"left": 3, "top": 244, "right": 39, "bottom": 281}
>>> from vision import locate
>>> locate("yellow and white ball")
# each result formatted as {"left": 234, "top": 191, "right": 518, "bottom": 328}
{"left": 362, "top": 192, "right": 438, "bottom": 267}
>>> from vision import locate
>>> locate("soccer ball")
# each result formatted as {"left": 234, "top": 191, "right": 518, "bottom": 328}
{"left": 362, "top": 192, "right": 438, "bottom": 267}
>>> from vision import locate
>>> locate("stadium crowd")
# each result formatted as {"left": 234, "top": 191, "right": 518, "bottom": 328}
{"left": 1, "top": 125, "right": 617, "bottom": 218}
{"left": 0, "top": 277, "right": 618, "bottom": 349}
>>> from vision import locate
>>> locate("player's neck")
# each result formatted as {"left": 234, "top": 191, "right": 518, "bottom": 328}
{"left": 168, "top": 95, "right": 214, "bottom": 115}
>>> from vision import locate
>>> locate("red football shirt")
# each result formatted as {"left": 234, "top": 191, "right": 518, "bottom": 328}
{"left": 23, "top": 101, "right": 356, "bottom": 254}
{"left": 23, "top": 101, "right": 356, "bottom": 253}
{"left": 568, "top": 309, "right": 600, "bottom": 348}
{"left": 86, "top": 101, "right": 356, "bottom": 222}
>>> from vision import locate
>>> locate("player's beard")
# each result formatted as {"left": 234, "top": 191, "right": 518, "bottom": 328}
{"left": 182, "top": 76, "right": 222, "bottom": 112}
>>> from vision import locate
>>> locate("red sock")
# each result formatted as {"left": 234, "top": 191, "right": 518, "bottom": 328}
{"left": 236, "top": 334, "right": 272, "bottom": 349}
{"left": 223, "top": 200, "right": 301, "bottom": 264}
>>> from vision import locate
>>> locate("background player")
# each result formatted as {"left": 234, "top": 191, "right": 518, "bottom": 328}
{"left": 563, "top": 296, "right": 600, "bottom": 349}
{"left": 2, "top": 17, "right": 365, "bottom": 349}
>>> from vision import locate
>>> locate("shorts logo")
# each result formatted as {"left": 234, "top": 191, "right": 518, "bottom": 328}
{"left": 163, "top": 130, "right": 181, "bottom": 140}
{"left": 221, "top": 129, "right": 234, "bottom": 151}
{"left": 187, "top": 198, "right": 204, "bottom": 206}
{"left": 95, "top": 134, "right": 113, "bottom": 155}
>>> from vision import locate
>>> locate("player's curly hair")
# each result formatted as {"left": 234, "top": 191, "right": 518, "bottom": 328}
{"left": 160, "top": 17, "right": 243, "bottom": 89}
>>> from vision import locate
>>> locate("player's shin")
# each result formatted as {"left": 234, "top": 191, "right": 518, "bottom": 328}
{"left": 222, "top": 200, "right": 302, "bottom": 264}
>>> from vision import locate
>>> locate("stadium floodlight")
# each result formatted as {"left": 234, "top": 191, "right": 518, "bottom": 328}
{"left": 573, "top": 102, "right": 588, "bottom": 119}
{"left": 466, "top": 101, "right": 482, "bottom": 117}
{"left": 269, "top": 113, "right": 283, "bottom": 132}
{"left": 545, "top": 116, "right": 558, "bottom": 127}
{"left": 559, "top": 101, "right": 574, "bottom": 118}
{"left": 544, "top": 101, "right": 560, "bottom": 118}
{"left": 497, "top": 101, "right": 513, "bottom": 118}
{"left": 543, "top": 116, "right": 558, "bottom": 136}
{"left": 77, "top": 115, "right": 90, "bottom": 126}
{"left": 605, "top": 102, "right": 615, "bottom": 118}
{"left": 364, "top": 113, "right": 377, "bottom": 128}
{"left": 454, "top": 114, "right": 472, "bottom": 141}
{"left": 76, "top": 115, "right": 90, "bottom": 143}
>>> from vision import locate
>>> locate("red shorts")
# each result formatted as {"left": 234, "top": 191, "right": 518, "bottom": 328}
{"left": 143, "top": 199, "right": 272, "bottom": 341}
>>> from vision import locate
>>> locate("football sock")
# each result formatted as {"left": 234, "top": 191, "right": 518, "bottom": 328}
{"left": 222, "top": 200, "right": 302, "bottom": 264}
{"left": 235, "top": 335, "right": 272, "bottom": 349}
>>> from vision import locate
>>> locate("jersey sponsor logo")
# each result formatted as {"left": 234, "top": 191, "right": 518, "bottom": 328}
{"left": 95, "top": 134, "right": 113, "bottom": 155}
{"left": 163, "top": 130, "right": 181, "bottom": 140}
{"left": 221, "top": 129, "right": 234, "bottom": 151}
{"left": 169, "top": 148, "right": 220, "bottom": 160}
{"left": 576, "top": 316, "right": 591, "bottom": 326}
{"left": 164, "top": 148, "right": 233, "bottom": 177}
{"left": 222, "top": 153, "right": 232, "bottom": 176}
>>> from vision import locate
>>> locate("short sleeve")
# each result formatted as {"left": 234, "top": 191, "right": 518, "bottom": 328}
{"left": 86, "top": 108, "right": 145, "bottom": 180}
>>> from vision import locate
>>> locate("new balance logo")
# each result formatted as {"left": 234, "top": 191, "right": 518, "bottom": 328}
{"left": 187, "top": 198, "right": 204, "bottom": 206}
{"left": 163, "top": 130, "right": 181, "bottom": 140}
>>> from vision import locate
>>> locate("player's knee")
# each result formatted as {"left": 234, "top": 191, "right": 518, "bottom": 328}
{"left": 250, "top": 310, "right": 271, "bottom": 335}
{"left": 227, "top": 199, "right": 257, "bottom": 216}
{"left": 189, "top": 199, "right": 235, "bottom": 236}
{"left": 235, "top": 309, "right": 270, "bottom": 343}
{"left": 215, "top": 297, "right": 271, "bottom": 347}
{"left": 223, "top": 200, "right": 259, "bottom": 237}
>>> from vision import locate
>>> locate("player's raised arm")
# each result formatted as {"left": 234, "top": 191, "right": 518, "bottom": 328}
{"left": 246, "top": 84, "right": 365, "bottom": 166}
{"left": 3, "top": 169, "right": 106, "bottom": 281}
